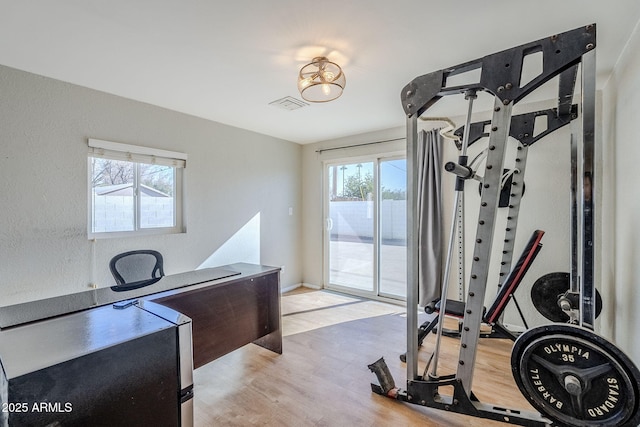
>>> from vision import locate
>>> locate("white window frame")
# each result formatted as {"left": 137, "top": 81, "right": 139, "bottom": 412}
{"left": 87, "top": 138, "right": 187, "bottom": 239}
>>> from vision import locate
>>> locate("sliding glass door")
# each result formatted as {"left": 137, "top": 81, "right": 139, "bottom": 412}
{"left": 379, "top": 159, "right": 407, "bottom": 298}
{"left": 327, "top": 161, "right": 375, "bottom": 292}
{"left": 325, "top": 156, "right": 406, "bottom": 300}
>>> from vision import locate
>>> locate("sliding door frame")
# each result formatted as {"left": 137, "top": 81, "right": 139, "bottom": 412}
{"left": 322, "top": 151, "right": 406, "bottom": 303}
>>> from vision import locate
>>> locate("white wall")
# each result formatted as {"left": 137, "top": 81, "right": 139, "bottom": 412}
{"left": 0, "top": 65, "right": 302, "bottom": 306}
{"left": 602, "top": 19, "right": 640, "bottom": 363}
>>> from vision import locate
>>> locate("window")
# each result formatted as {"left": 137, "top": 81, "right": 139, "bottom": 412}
{"left": 88, "top": 138, "right": 186, "bottom": 238}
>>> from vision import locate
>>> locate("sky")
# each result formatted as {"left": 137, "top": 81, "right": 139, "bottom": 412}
{"left": 330, "top": 159, "right": 406, "bottom": 195}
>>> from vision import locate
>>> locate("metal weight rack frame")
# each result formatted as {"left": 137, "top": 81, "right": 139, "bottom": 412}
{"left": 374, "top": 24, "right": 598, "bottom": 426}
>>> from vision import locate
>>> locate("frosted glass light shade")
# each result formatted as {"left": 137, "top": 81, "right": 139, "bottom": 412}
{"left": 297, "top": 56, "right": 346, "bottom": 102}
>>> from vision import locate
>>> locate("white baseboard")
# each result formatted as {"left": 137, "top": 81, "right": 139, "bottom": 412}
{"left": 281, "top": 283, "right": 302, "bottom": 293}
{"left": 502, "top": 323, "right": 526, "bottom": 333}
{"left": 281, "top": 282, "right": 322, "bottom": 293}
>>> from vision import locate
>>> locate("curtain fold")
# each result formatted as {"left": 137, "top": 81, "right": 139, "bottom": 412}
{"left": 417, "top": 129, "right": 443, "bottom": 307}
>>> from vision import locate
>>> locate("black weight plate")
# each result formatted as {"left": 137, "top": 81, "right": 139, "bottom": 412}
{"left": 531, "top": 272, "right": 603, "bottom": 322}
{"left": 512, "top": 324, "right": 640, "bottom": 426}
{"left": 531, "top": 272, "right": 571, "bottom": 322}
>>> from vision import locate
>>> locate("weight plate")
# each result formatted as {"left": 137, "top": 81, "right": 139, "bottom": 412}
{"left": 511, "top": 324, "right": 640, "bottom": 426}
{"left": 531, "top": 272, "right": 602, "bottom": 322}
{"left": 531, "top": 273, "right": 571, "bottom": 322}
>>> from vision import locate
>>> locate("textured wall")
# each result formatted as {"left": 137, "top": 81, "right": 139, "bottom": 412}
{"left": 602, "top": 20, "right": 640, "bottom": 364}
{"left": 0, "top": 65, "right": 302, "bottom": 306}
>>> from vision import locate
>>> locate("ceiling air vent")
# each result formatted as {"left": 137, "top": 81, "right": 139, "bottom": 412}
{"left": 269, "top": 96, "right": 309, "bottom": 111}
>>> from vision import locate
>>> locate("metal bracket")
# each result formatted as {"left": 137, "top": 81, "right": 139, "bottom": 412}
{"left": 403, "top": 378, "right": 550, "bottom": 426}
{"left": 401, "top": 25, "right": 595, "bottom": 117}
{"left": 454, "top": 105, "right": 578, "bottom": 148}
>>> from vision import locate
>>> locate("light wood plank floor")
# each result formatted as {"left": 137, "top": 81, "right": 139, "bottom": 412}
{"left": 193, "top": 288, "right": 536, "bottom": 426}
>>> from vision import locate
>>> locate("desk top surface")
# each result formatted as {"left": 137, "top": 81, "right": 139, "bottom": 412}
{"left": 0, "top": 263, "right": 279, "bottom": 330}
{"left": 0, "top": 303, "right": 177, "bottom": 379}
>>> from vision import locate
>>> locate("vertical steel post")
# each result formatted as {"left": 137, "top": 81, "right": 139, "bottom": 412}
{"left": 457, "top": 99, "right": 512, "bottom": 393}
{"left": 497, "top": 144, "right": 529, "bottom": 282}
{"left": 406, "top": 114, "right": 419, "bottom": 381}
{"left": 456, "top": 192, "right": 466, "bottom": 301}
{"left": 570, "top": 132, "right": 580, "bottom": 297}
{"left": 581, "top": 48, "right": 597, "bottom": 329}
{"left": 430, "top": 91, "right": 476, "bottom": 378}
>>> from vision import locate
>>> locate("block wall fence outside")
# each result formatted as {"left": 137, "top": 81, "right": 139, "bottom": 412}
{"left": 92, "top": 196, "right": 174, "bottom": 232}
{"left": 329, "top": 200, "right": 406, "bottom": 242}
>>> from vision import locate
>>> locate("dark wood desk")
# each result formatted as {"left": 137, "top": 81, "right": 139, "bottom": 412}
{"left": 0, "top": 263, "right": 281, "bottom": 426}
{"left": 0, "top": 304, "right": 185, "bottom": 427}
{"left": 148, "top": 264, "right": 282, "bottom": 368}
{"left": 0, "top": 263, "right": 282, "bottom": 368}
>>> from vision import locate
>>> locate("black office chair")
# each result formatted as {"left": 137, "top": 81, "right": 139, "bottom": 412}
{"left": 109, "top": 250, "right": 165, "bottom": 292}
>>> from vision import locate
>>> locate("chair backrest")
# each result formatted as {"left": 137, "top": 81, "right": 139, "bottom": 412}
{"left": 109, "top": 250, "right": 164, "bottom": 291}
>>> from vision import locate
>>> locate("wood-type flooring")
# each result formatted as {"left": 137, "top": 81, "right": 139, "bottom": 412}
{"left": 193, "top": 288, "right": 536, "bottom": 426}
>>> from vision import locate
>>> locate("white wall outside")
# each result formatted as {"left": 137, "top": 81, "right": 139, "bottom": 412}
{"left": 92, "top": 195, "right": 175, "bottom": 232}
{"left": 329, "top": 200, "right": 405, "bottom": 242}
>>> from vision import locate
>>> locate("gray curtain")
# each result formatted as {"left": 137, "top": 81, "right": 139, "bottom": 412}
{"left": 416, "top": 129, "right": 443, "bottom": 307}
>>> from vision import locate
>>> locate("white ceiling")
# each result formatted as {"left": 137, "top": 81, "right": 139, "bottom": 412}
{"left": 1, "top": 1, "right": 639, "bottom": 144}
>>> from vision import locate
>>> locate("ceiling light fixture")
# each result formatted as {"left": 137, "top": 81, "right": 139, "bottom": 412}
{"left": 297, "top": 56, "right": 346, "bottom": 102}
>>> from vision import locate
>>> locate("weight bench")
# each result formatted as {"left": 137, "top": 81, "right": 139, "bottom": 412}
{"left": 401, "top": 230, "right": 544, "bottom": 362}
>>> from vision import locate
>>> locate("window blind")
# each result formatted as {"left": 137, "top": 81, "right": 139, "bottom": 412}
{"left": 88, "top": 138, "right": 187, "bottom": 168}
